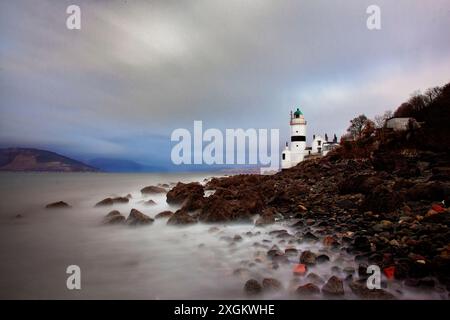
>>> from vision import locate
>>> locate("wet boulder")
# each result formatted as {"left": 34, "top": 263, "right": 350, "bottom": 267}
{"left": 360, "top": 185, "right": 403, "bottom": 213}
{"left": 353, "top": 236, "right": 371, "bottom": 252}
{"left": 303, "top": 232, "right": 319, "bottom": 242}
{"left": 154, "top": 210, "right": 173, "bottom": 219}
{"left": 199, "top": 189, "right": 263, "bottom": 223}
{"left": 95, "top": 197, "right": 129, "bottom": 207}
{"left": 255, "top": 208, "right": 276, "bottom": 226}
{"left": 141, "top": 185, "right": 167, "bottom": 195}
{"left": 323, "top": 236, "right": 339, "bottom": 247}
{"left": 45, "top": 201, "right": 71, "bottom": 209}
{"left": 405, "top": 181, "right": 449, "bottom": 202}
{"left": 143, "top": 199, "right": 157, "bottom": 206}
{"left": 296, "top": 283, "right": 320, "bottom": 296}
{"left": 338, "top": 174, "right": 383, "bottom": 195}
{"left": 126, "top": 209, "right": 154, "bottom": 225}
{"left": 300, "top": 250, "right": 317, "bottom": 265}
{"left": 262, "top": 278, "right": 283, "bottom": 292}
{"left": 181, "top": 194, "right": 205, "bottom": 211}
{"left": 244, "top": 279, "right": 262, "bottom": 296}
{"left": 95, "top": 198, "right": 114, "bottom": 206}
{"left": 306, "top": 273, "right": 325, "bottom": 285}
{"left": 103, "top": 210, "right": 125, "bottom": 224}
{"left": 322, "top": 276, "right": 344, "bottom": 296}
{"left": 316, "top": 254, "right": 330, "bottom": 264}
{"left": 349, "top": 281, "right": 395, "bottom": 299}
{"left": 166, "top": 182, "right": 204, "bottom": 205}
{"left": 167, "top": 209, "right": 197, "bottom": 225}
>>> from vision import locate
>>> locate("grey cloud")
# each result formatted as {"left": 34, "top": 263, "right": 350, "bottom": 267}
{"left": 1, "top": 0, "right": 449, "bottom": 163}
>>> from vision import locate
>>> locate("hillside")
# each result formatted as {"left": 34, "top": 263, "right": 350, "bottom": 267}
{"left": 0, "top": 148, "right": 98, "bottom": 172}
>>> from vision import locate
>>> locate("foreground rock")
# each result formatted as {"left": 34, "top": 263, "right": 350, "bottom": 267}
{"left": 199, "top": 188, "right": 263, "bottom": 223}
{"left": 45, "top": 201, "right": 71, "bottom": 209}
{"left": 95, "top": 197, "right": 129, "bottom": 207}
{"left": 126, "top": 209, "right": 154, "bottom": 225}
{"left": 255, "top": 208, "right": 276, "bottom": 226}
{"left": 141, "top": 185, "right": 167, "bottom": 195}
{"left": 244, "top": 279, "right": 262, "bottom": 295}
{"left": 296, "top": 283, "right": 320, "bottom": 296}
{"left": 167, "top": 209, "right": 197, "bottom": 225}
{"left": 166, "top": 182, "right": 204, "bottom": 206}
{"left": 103, "top": 210, "right": 125, "bottom": 224}
{"left": 143, "top": 199, "right": 157, "bottom": 206}
{"left": 155, "top": 210, "right": 173, "bottom": 219}
{"left": 262, "top": 278, "right": 283, "bottom": 292}
{"left": 321, "top": 276, "right": 344, "bottom": 296}
{"left": 349, "top": 281, "right": 395, "bottom": 300}
{"left": 300, "top": 250, "right": 317, "bottom": 266}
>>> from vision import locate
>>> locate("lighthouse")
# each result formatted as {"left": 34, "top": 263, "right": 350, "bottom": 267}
{"left": 281, "top": 107, "right": 340, "bottom": 169}
{"left": 281, "top": 108, "right": 307, "bottom": 169}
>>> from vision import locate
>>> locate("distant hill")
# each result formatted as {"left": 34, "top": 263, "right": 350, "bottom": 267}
{"left": 87, "top": 158, "right": 169, "bottom": 172}
{"left": 0, "top": 148, "right": 98, "bottom": 172}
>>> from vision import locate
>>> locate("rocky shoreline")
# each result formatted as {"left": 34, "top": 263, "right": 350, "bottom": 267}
{"left": 42, "top": 141, "right": 449, "bottom": 299}
{"left": 155, "top": 146, "right": 449, "bottom": 298}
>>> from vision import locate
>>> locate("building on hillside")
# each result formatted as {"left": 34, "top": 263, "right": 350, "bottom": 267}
{"left": 385, "top": 117, "right": 420, "bottom": 131}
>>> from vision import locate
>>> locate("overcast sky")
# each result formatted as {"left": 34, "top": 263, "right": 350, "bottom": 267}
{"left": 1, "top": 0, "right": 449, "bottom": 167}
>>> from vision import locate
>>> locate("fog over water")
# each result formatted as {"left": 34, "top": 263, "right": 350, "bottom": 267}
{"left": 0, "top": 173, "right": 447, "bottom": 299}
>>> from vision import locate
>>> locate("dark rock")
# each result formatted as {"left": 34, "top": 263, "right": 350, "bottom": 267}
{"left": 406, "top": 181, "right": 449, "bottom": 201}
{"left": 322, "top": 276, "right": 344, "bottom": 296}
{"left": 143, "top": 199, "right": 157, "bottom": 206}
{"left": 303, "top": 232, "right": 319, "bottom": 241}
{"left": 255, "top": 208, "right": 276, "bottom": 226}
{"left": 316, "top": 254, "right": 330, "bottom": 264}
{"left": 95, "top": 198, "right": 114, "bottom": 206}
{"left": 166, "top": 182, "right": 204, "bottom": 204}
{"left": 199, "top": 189, "right": 262, "bottom": 223}
{"left": 300, "top": 250, "right": 317, "bottom": 265}
{"left": 349, "top": 281, "right": 395, "bottom": 299}
{"left": 296, "top": 283, "right": 320, "bottom": 295}
{"left": 267, "top": 245, "right": 288, "bottom": 263}
{"left": 353, "top": 236, "right": 371, "bottom": 252}
{"left": 323, "top": 236, "right": 340, "bottom": 247}
{"left": 338, "top": 174, "right": 383, "bottom": 195}
{"left": 154, "top": 210, "right": 173, "bottom": 219}
{"left": 418, "top": 277, "right": 436, "bottom": 288}
{"left": 141, "top": 185, "right": 167, "bottom": 194}
{"left": 111, "top": 197, "right": 129, "bottom": 204}
{"left": 306, "top": 273, "right": 325, "bottom": 285}
{"left": 158, "top": 183, "right": 170, "bottom": 188}
{"left": 244, "top": 279, "right": 262, "bottom": 295}
{"left": 95, "top": 197, "right": 129, "bottom": 207}
{"left": 103, "top": 210, "right": 125, "bottom": 224}
{"left": 360, "top": 185, "right": 403, "bottom": 214}
{"left": 262, "top": 278, "right": 283, "bottom": 291}
{"left": 167, "top": 209, "right": 197, "bottom": 225}
{"left": 358, "top": 264, "right": 368, "bottom": 279}
{"left": 285, "top": 248, "right": 298, "bottom": 256}
{"left": 126, "top": 209, "right": 154, "bottom": 225}
{"left": 45, "top": 201, "right": 71, "bottom": 209}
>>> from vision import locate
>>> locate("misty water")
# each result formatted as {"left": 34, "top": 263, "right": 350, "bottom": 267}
{"left": 0, "top": 172, "right": 447, "bottom": 299}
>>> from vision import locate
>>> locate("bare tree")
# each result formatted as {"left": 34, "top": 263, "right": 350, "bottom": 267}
{"left": 424, "top": 86, "right": 443, "bottom": 104}
{"left": 347, "top": 114, "right": 368, "bottom": 140}
{"left": 374, "top": 110, "right": 393, "bottom": 128}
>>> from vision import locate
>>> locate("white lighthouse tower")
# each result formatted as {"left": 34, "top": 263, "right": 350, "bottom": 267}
{"left": 281, "top": 108, "right": 307, "bottom": 169}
